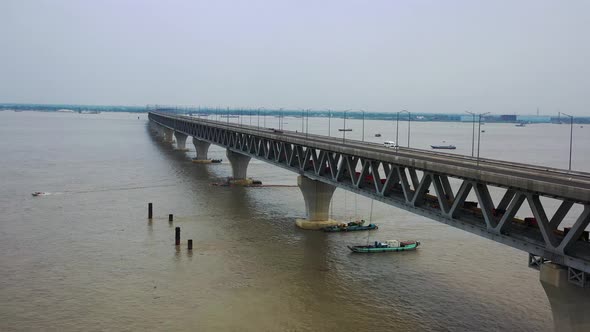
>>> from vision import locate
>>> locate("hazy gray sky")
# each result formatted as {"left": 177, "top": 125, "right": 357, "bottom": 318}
{"left": 2, "top": 0, "right": 589, "bottom": 115}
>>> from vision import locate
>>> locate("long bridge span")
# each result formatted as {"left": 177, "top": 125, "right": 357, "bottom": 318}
{"left": 149, "top": 110, "right": 590, "bottom": 331}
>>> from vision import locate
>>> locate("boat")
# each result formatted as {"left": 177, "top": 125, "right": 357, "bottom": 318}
{"left": 323, "top": 221, "right": 378, "bottom": 232}
{"left": 431, "top": 145, "right": 456, "bottom": 149}
{"left": 32, "top": 192, "right": 47, "bottom": 196}
{"left": 515, "top": 123, "right": 526, "bottom": 127}
{"left": 191, "top": 158, "right": 222, "bottom": 164}
{"left": 348, "top": 240, "right": 420, "bottom": 253}
{"left": 338, "top": 128, "right": 353, "bottom": 132}
{"left": 374, "top": 133, "right": 382, "bottom": 137}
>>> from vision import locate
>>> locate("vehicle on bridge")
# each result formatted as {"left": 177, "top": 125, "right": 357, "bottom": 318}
{"left": 383, "top": 141, "right": 397, "bottom": 148}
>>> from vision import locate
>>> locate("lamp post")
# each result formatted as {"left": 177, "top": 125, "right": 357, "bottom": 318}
{"left": 361, "top": 109, "right": 365, "bottom": 142}
{"left": 465, "top": 111, "right": 476, "bottom": 157}
{"left": 305, "top": 108, "right": 309, "bottom": 138}
{"left": 257, "top": 107, "right": 261, "bottom": 130}
{"left": 408, "top": 111, "right": 411, "bottom": 147}
{"left": 279, "top": 108, "right": 283, "bottom": 130}
{"left": 396, "top": 110, "right": 410, "bottom": 149}
{"left": 327, "top": 109, "right": 331, "bottom": 137}
{"left": 560, "top": 112, "right": 574, "bottom": 171}
{"left": 476, "top": 112, "right": 490, "bottom": 165}
{"left": 301, "top": 109, "right": 304, "bottom": 133}
{"left": 340, "top": 109, "right": 353, "bottom": 143}
{"left": 342, "top": 110, "right": 349, "bottom": 143}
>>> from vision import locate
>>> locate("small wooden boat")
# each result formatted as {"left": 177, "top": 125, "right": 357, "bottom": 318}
{"left": 374, "top": 133, "right": 382, "bottom": 137}
{"left": 323, "top": 221, "right": 378, "bottom": 232}
{"left": 431, "top": 145, "right": 456, "bottom": 150}
{"left": 348, "top": 240, "right": 420, "bottom": 253}
{"left": 32, "top": 192, "right": 46, "bottom": 197}
{"left": 192, "top": 158, "right": 222, "bottom": 164}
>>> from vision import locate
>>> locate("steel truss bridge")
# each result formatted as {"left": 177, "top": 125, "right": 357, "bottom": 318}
{"left": 149, "top": 111, "right": 590, "bottom": 285}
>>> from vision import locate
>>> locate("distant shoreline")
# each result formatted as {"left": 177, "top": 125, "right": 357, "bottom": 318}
{"left": 1, "top": 103, "right": 589, "bottom": 124}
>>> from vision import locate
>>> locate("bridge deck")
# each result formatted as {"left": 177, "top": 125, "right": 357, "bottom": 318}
{"left": 150, "top": 112, "right": 590, "bottom": 274}
{"left": 168, "top": 113, "right": 590, "bottom": 203}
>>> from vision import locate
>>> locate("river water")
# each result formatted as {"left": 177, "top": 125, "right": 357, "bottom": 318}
{"left": 1, "top": 111, "right": 589, "bottom": 331}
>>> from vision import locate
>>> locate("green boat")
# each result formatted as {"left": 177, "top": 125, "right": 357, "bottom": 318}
{"left": 323, "top": 222, "right": 378, "bottom": 232}
{"left": 348, "top": 240, "right": 420, "bottom": 253}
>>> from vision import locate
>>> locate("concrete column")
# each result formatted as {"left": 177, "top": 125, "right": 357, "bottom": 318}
{"left": 192, "top": 137, "right": 211, "bottom": 160}
{"left": 296, "top": 175, "right": 338, "bottom": 230}
{"left": 540, "top": 263, "right": 590, "bottom": 332}
{"left": 226, "top": 149, "right": 250, "bottom": 179}
{"left": 163, "top": 127, "right": 174, "bottom": 143}
{"left": 153, "top": 123, "right": 163, "bottom": 136}
{"left": 174, "top": 131, "right": 188, "bottom": 151}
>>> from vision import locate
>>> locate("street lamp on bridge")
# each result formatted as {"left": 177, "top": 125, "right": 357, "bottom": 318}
{"left": 396, "top": 110, "right": 410, "bottom": 149}
{"left": 257, "top": 107, "right": 265, "bottom": 130}
{"left": 559, "top": 112, "right": 574, "bottom": 171}
{"left": 300, "top": 109, "right": 305, "bottom": 133}
{"left": 342, "top": 109, "right": 352, "bottom": 143}
{"left": 306, "top": 109, "right": 310, "bottom": 138}
{"left": 360, "top": 109, "right": 366, "bottom": 142}
{"left": 476, "top": 112, "right": 490, "bottom": 165}
{"left": 465, "top": 111, "right": 476, "bottom": 157}
{"left": 326, "top": 109, "right": 331, "bottom": 137}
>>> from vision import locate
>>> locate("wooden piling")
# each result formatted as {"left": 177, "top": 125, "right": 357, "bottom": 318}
{"left": 148, "top": 203, "right": 153, "bottom": 219}
{"left": 175, "top": 227, "right": 180, "bottom": 246}
{"left": 169, "top": 214, "right": 173, "bottom": 222}
{"left": 188, "top": 239, "right": 193, "bottom": 250}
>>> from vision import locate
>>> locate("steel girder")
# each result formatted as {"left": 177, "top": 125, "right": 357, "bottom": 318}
{"left": 149, "top": 112, "right": 590, "bottom": 274}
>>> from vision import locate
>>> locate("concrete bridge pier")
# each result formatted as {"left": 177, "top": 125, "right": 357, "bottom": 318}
{"left": 192, "top": 137, "right": 211, "bottom": 161}
{"left": 149, "top": 121, "right": 158, "bottom": 134}
{"left": 540, "top": 263, "right": 590, "bottom": 332}
{"left": 296, "top": 175, "right": 339, "bottom": 230}
{"left": 226, "top": 149, "right": 252, "bottom": 185}
{"left": 162, "top": 127, "right": 174, "bottom": 143}
{"left": 152, "top": 123, "right": 164, "bottom": 137}
{"left": 174, "top": 131, "right": 189, "bottom": 151}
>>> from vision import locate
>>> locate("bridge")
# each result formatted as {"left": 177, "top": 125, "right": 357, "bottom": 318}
{"left": 149, "top": 110, "right": 590, "bottom": 331}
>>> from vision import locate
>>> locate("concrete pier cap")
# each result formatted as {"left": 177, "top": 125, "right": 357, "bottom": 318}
{"left": 540, "top": 263, "right": 590, "bottom": 332}
{"left": 296, "top": 175, "right": 339, "bottom": 230}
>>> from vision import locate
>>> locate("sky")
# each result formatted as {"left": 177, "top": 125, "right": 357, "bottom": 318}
{"left": 1, "top": 0, "right": 589, "bottom": 115}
